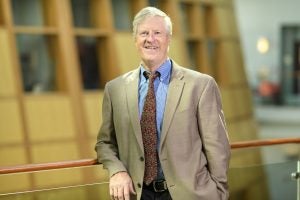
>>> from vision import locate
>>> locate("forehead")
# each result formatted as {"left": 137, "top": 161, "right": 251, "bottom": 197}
{"left": 137, "top": 16, "right": 167, "bottom": 31}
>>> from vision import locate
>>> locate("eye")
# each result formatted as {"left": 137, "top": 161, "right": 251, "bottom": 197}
{"left": 139, "top": 31, "right": 148, "bottom": 37}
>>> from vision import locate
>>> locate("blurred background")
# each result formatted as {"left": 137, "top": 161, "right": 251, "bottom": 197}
{"left": 0, "top": 0, "right": 299, "bottom": 199}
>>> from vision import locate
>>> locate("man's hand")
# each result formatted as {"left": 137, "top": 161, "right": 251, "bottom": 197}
{"left": 109, "top": 171, "right": 136, "bottom": 200}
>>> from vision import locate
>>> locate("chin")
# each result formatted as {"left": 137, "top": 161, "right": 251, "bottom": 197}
{"left": 142, "top": 56, "right": 157, "bottom": 62}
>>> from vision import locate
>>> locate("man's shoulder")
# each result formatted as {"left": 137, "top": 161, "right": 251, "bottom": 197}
{"left": 106, "top": 68, "right": 139, "bottom": 87}
{"left": 173, "top": 63, "right": 213, "bottom": 82}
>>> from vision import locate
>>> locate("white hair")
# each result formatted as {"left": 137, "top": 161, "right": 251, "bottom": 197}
{"left": 132, "top": 7, "right": 172, "bottom": 38}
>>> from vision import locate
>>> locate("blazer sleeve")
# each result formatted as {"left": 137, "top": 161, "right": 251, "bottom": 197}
{"left": 95, "top": 83, "right": 127, "bottom": 177}
{"left": 197, "top": 78, "right": 231, "bottom": 200}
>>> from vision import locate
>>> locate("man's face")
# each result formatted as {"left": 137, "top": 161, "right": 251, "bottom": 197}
{"left": 135, "top": 16, "right": 170, "bottom": 68}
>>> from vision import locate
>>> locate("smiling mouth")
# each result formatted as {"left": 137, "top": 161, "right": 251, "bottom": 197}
{"left": 145, "top": 46, "right": 158, "bottom": 49}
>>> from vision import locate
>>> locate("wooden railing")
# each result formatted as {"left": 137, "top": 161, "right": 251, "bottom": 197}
{"left": 230, "top": 137, "right": 300, "bottom": 149}
{"left": 0, "top": 137, "right": 300, "bottom": 175}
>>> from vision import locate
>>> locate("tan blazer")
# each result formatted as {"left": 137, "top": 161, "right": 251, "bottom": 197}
{"left": 96, "top": 61, "right": 231, "bottom": 200}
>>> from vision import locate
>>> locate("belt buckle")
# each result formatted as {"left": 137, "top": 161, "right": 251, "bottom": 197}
{"left": 153, "top": 180, "right": 167, "bottom": 192}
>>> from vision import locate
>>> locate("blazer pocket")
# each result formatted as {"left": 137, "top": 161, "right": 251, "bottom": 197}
{"left": 195, "top": 168, "right": 211, "bottom": 187}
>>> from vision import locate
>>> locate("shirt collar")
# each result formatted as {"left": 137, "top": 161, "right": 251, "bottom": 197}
{"left": 140, "top": 59, "right": 172, "bottom": 83}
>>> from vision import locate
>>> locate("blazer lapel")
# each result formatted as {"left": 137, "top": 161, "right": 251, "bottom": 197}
{"left": 125, "top": 68, "right": 144, "bottom": 150}
{"left": 160, "top": 64, "right": 185, "bottom": 149}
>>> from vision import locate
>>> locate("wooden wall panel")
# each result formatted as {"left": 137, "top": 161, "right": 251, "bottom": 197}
{"left": 235, "top": 87, "right": 254, "bottom": 116}
{"left": 114, "top": 33, "right": 140, "bottom": 73}
{"left": 84, "top": 92, "right": 103, "bottom": 137}
{"left": 216, "top": 41, "right": 246, "bottom": 85}
{"left": 227, "top": 121, "right": 240, "bottom": 142}
{"left": 90, "top": 0, "right": 114, "bottom": 29}
{"left": 0, "top": 99, "right": 24, "bottom": 144}
{"left": 196, "top": 42, "right": 214, "bottom": 75}
{"left": 0, "top": 173, "right": 31, "bottom": 194}
{"left": 231, "top": 88, "right": 248, "bottom": 118}
{"left": 0, "top": 28, "right": 16, "bottom": 96}
{"left": 0, "top": 146, "right": 31, "bottom": 194}
{"left": 88, "top": 139, "right": 98, "bottom": 159}
{"left": 213, "top": 6, "right": 239, "bottom": 37}
{"left": 35, "top": 187, "right": 87, "bottom": 199}
{"left": 221, "top": 87, "right": 253, "bottom": 120}
{"left": 220, "top": 87, "right": 236, "bottom": 120}
{"left": 24, "top": 96, "right": 76, "bottom": 142}
{"left": 169, "top": 36, "right": 189, "bottom": 67}
{"left": 31, "top": 142, "right": 79, "bottom": 163}
{"left": 0, "top": 2, "right": 4, "bottom": 26}
{"left": 33, "top": 164, "right": 83, "bottom": 188}
{"left": 0, "top": 146, "right": 28, "bottom": 165}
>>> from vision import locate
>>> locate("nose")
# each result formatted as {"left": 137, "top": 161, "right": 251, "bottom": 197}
{"left": 146, "top": 32, "right": 155, "bottom": 42}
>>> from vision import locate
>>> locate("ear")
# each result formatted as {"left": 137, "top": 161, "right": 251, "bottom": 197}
{"left": 134, "top": 38, "right": 138, "bottom": 48}
{"left": 167, "top": 35, "right": 171, "bottom": 52}
{"left": 168, "top": 35, "right": 171, "bottom": 45}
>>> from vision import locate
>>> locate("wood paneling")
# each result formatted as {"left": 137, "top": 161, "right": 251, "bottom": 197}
{"left": 0, "top": 2, "right": 4, "bottom": 26}
{"left": 0, "top": 28, "right": 16, "bottom": 96}
{"left": 24, "top": 95, "right": 76, "bottom": 142}
{"left": 84, "top": 92, "right": 103, "bottom": 137}
{"left": 0, "top": 173, "right": 31, "bottom": 194}
{"left": 169, "top": 36, "right": 189, "bottom": 67}
{"left": 0, "top": 146, "right": 28, "bottom": 165}
{"left": 33, "top": 166, "right": 83, "bottom": 188}
{"left": 0, "top": 99, "right": 24, "bottom": 144}
{"left": 114, "top": 32, "right": 140, "bottom": 73}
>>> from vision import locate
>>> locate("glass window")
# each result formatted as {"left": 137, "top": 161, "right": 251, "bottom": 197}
{"left": 281, "top": 26, "right": 300, "bottom": 102}
{"left": 71, "top": 0, "right": 91, "bottom": 28}
{"left": 206, "top": 39, "right": 216, "bottom": 67}
{"left": 200, "top": 4, "right": 213, "bottom": 37}
{"left": 12, "top": 0, "right": 45, "bottom": 26}
{"left": 180, "top": 3, "right": 189, "bottom": 35}
{"left": 148, "top": 0, "right": 159, "bottom": 7}
{"left": 16, "top": 34, "right": 56, "bottom": 92}
{"left": 187, "top": 41, "right": 197, "bottom": 68}
{"left": 111, "top": 0, "right": 131, "bottom": 31}
{"left": 180, "top": 3, "right": 195, "bottom": 36}
{"left": 76, "top": 37, "right": 100, "bottom": 90}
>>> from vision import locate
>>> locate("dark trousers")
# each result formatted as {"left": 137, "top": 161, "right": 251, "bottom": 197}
{"left": 141, "top": 188, "right": 172, "bottom": 200}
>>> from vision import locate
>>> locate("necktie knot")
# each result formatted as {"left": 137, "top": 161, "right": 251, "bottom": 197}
{"left": 143, "top": 71, "right": 160, "bottom": 81}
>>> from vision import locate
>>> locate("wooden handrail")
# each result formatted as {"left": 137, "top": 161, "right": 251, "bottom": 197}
{"left": 230, "top": 137, "right": 300, "bottom": 149}
{"left": 0, "top": 158, "right": 98, "bottom": 175}
{"left": 0, "top": 137, "right": 299, "bottom": 175}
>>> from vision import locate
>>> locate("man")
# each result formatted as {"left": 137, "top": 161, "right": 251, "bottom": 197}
{"left": 95, "top": 6, "right": 230, "bottom": 200}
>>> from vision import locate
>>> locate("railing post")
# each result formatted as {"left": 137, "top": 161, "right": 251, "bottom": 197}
{"left": 291, "top": 160, "right": 300, "bottom": 200}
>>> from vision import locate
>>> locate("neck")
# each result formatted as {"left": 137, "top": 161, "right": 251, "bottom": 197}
{"left": 142, "top": 58, "right": 168, "bottom": 72}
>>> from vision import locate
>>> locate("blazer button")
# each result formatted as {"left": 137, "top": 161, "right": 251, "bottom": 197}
{"left": 140, "top": 157, "right": 144, "bottom": 161}
{"left": 137, "top": 183, "right": 142, "bottom": 188}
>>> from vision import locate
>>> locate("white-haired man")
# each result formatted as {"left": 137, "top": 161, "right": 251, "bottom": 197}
{"left": 95, "top": 6, "right": 230, "bottom": 200}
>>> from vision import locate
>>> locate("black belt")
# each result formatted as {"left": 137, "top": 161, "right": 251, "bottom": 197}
{"left": 143, "top": 180, "right": 168, "bottom": 192}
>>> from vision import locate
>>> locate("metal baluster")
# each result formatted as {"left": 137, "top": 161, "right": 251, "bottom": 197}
{"left": 291, "top": 160, "right": 300, "bottom": 200}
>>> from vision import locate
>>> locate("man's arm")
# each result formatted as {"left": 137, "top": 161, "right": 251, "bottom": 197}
{"left": 95, "top": 84, "right": 136, "bottom": 200}
{"left": 95, "top": 83, "right": 127, "bottom": 176}
{"left": 197, "top": 78, "right": 231, "bottom": 200}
